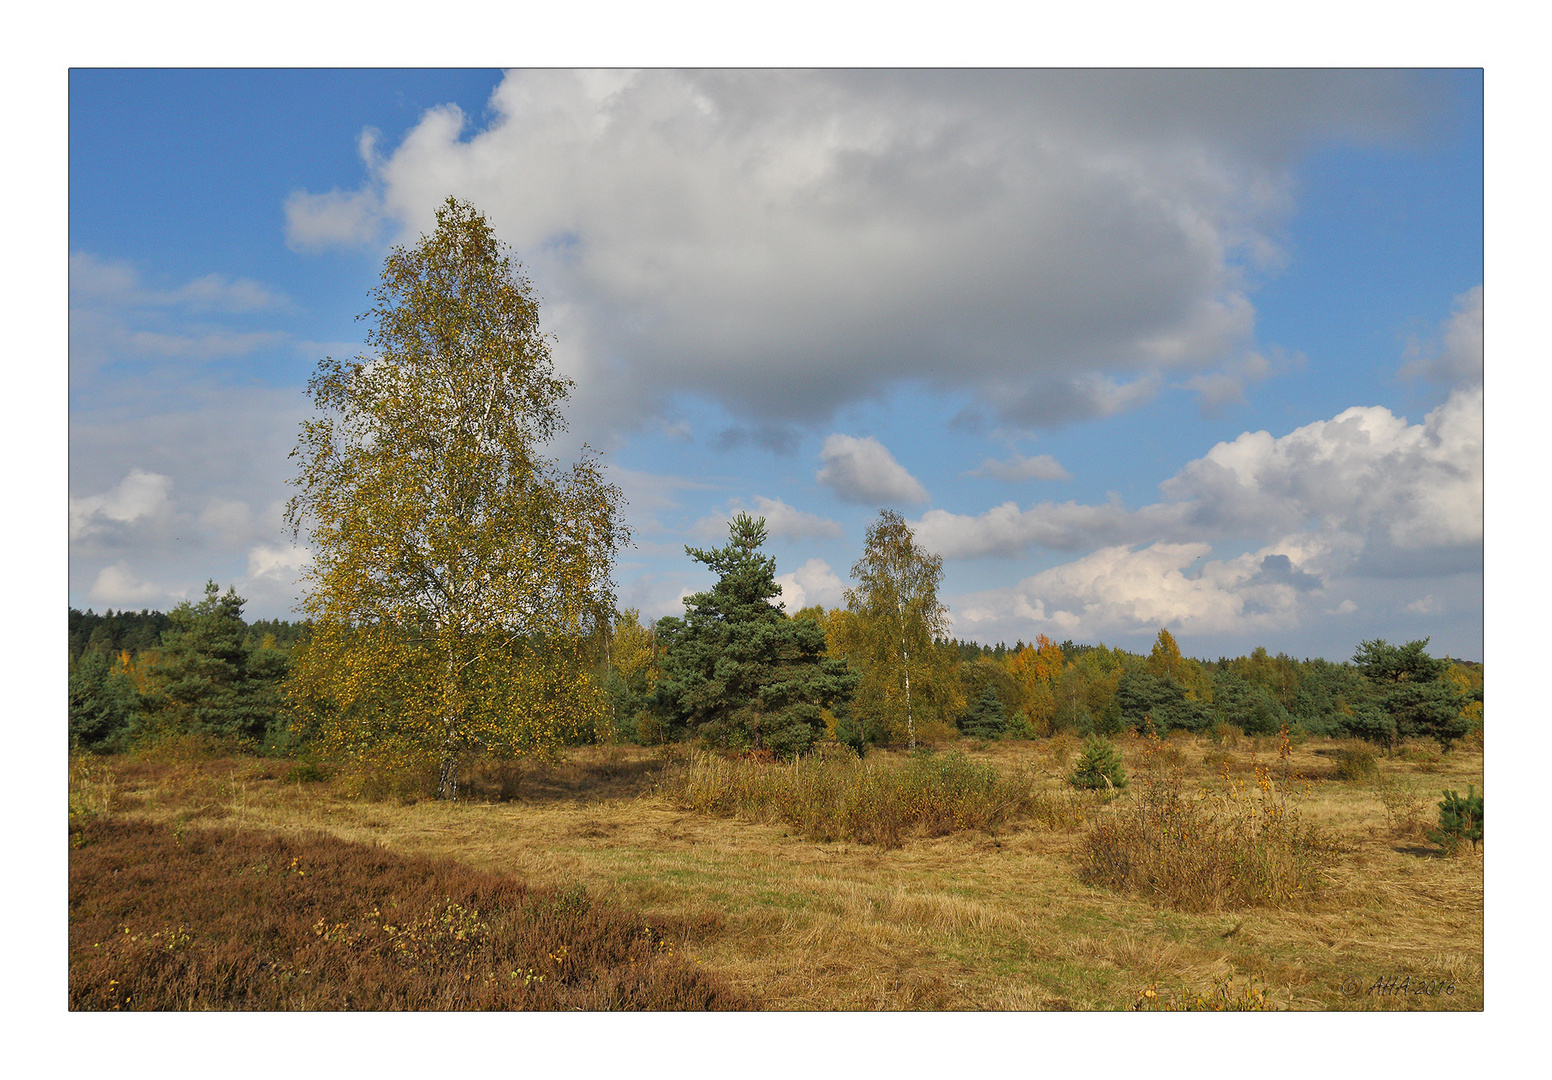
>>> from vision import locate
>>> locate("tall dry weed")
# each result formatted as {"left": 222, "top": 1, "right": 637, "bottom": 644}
{"left": 1080, "top": 723, "right": 1337, "bottom": 911}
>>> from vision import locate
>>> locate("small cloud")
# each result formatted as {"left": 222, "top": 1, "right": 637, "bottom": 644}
{"left": 88, "top": 563, "right": 165, "bottom": 606}
{"left": 713, "top": 424, "right": 800, "bottom": 455}
{"left": 70, "top": 468, "right": 173, "bottom": 541}
{"left": 965, "top": 452, "right": 1070, "bottom": 482}
{"left": 774, "top": 558, "right": 845, "bottom": 612}
{"left": 1404, "top": 594, "right": 1441, "bottom": 615}
{"left": 692, "top": 496, "right": 843, "bottom": 542}
{"left": 248, "top": 543, "right": 311, "bottom": 582}
{"left": 284, "top": 188, "right": 384, "bottom": 250}
{"left": 1249, "top": 553, "right": 1322, "bottom": 592}
{"left": 1327, "top": 599, "right": 1358, "bottom": 615}
{"left": 656, "top": 418, "right": 693, "bottom": 442}
{"left": 1399, "top": 285, "right": 1483, "bottom": 388}
{"left": 816, "top": 434, "right": 928, "bottom": 506}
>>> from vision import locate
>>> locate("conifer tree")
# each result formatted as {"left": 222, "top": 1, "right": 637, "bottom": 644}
{"left": 652, "top": 514, "right": 857, "bottom": 757}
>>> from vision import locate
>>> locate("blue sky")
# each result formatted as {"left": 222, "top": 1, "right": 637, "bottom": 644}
{"left": 67, "top": 69, "right": 1484, "bottom": 662}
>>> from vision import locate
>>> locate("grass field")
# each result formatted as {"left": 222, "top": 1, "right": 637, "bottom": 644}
{"left": 68, "top": 732, "right": 1483, "bottom": 1011}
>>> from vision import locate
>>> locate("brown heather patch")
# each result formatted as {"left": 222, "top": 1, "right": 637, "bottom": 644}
{"left": 70, "top": 814, "right": 751, "bottom": 1011}
{"left": 69, "top": 737, "right": 1482, "bottom": 1010}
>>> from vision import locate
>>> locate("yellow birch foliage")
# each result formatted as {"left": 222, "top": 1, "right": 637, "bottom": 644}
{"left": 285, "top": 198, "right": 628, "bottom": 796}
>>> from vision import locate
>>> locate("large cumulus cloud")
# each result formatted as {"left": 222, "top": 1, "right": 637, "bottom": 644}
{"left": 285, "top": 69, "right": 1430, "bottom": 445}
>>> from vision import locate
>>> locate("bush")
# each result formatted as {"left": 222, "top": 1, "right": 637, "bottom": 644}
{"left": 1068, "top": 737, "right": 1128, "bottom": 791}
{"left": 1079, "top": 726, "right": 1336, "bottom": 911}
{"left": 1427, "top": 786, "right": 1482, "bottom": 854}
{"left": 1333, "top": 745, "right": 1379, "bottom": 783}
{"left": 1208, "top": 722, "right": 1243, "bottom": 748}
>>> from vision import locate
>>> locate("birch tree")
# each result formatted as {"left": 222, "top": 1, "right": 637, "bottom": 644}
{"left": 841, "top": 509, "right": 951, "bottom": 748}
{"left": 285, "top": 198, "right": 628, "bottom": 798}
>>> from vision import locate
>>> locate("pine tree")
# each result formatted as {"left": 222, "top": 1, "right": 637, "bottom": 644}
{"left": 962, "top": 683, "right": 1008, "bottom": 740}
{"left": 652, "top": 514, "right": 858, "bottom": 757}
{"left": 1068, "top": 735, "right": 1128, "bottom": 790}
{"left": 148, "top": 581, "right": 286, "bottom": 743}
{"left": 1426, "top": 786, "right": 1483, "bottom": 853}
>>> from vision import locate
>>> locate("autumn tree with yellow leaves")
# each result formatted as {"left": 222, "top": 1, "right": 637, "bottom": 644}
{"left": 285, "top": 198, "right": 629, "bottom": 799}
{"left": 839, "top": 509, "right": 956, "bottom": 748}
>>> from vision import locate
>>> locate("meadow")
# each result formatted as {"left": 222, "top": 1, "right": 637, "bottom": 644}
{"left": 68, "top": 731, "right": 1483, "bottom": 1011}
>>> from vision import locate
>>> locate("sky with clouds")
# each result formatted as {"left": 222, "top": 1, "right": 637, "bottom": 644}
{"left": 68, "top": 68, "right": 1484, "bottom": 661}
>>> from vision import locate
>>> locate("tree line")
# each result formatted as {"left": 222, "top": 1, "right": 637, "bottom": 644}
{"left": 598, "top": 515, "right": 1484, "bottom": 757}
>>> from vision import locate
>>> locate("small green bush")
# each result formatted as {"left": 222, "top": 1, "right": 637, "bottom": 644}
{"left": 1333, "top": 745, "right": 1379, "bottom": 783}
{"left": 1068, "top": 736, "right": 1128, "bottom": 791}
{"left": 1427, "top": 785, "right": 1482, "bottom": 853}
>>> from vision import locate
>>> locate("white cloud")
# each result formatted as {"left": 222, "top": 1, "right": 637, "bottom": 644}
{"left": 69, "top": 468, "right": 173, "bottom": 541}
{"left": 247, "top": 543, "right": 311, "bottom": 582}
{"left": 965, "top": 452, "right": 1070, "bottom": 482}
{"left": 1400, "top": 285, "right": 1483, "bottom": 388}
{"left": 1163, "top": 383, "right": 1483, "bottom": 552}
{"left": 70, "top": 253, "right": 290, "bottom": 313}
{"left": 816, "top": 434, "right": 928, "bottom": 506}
{"left": 912, "top": 498, "right": 1165, "bottom": 559}
{"left": 775, "top": 558, "right": 846, "bottom": 612}
{"left": 955, "top": 539, "right": 1319, "bottom": 640}
{"left": 920, "top": 375, "right": 1482, "bottom": 569}
{"left": 284, "top": 70, "right": 1426, "bottom": 438}
{"left": 1405, "top": 594, "right": 1441, "bottom": 616}
{"left": 284, "top": 188, "right": 385, "bottom": 250}
{"left": 88, "top": 563, "right": 167, "bottom": 607}
{"left": 692, "top": 495, "right": 843, "bottom": 542}
{"left": 1328, "top": 600, "right": 1359, "bottom": 615}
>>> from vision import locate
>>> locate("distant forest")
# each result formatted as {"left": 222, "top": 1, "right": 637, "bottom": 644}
{"left": 68, "top": 595, "right": 1483, "bottom": 759}
{"left": 69, "top": 607, "right": 311, "bottom": 663}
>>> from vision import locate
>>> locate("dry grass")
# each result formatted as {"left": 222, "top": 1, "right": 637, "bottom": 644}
{"left": 1079, "top": 728, "right": 1339, "bottom": 911}
{"left": 662, "top": 745, "right": 1088, "bottom": 848}
{"left": 68, "top": 733, "right": 1483, "bottom": 1011}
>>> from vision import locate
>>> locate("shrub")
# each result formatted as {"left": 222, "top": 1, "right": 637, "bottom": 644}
{"left": 1427, "top": 786, "right": 1482, "bottom": 854}
{"left": 1004, "top": 710, "right": 1038, "bottom": 741}
{"left": 1079, "top": 725, "right": 1336, "bottom": 911}
{"left": 1068, "top": 737, "right": 1128, "bottom": 791}
{"left": 1208, "top": 722, "right": 1243, "bottom": 748}
{"left": 1371, "top": 777, "right": 1428, "bottom": 840}
{"left": 1333, "top": 745, "right": 1379, "bottom": 783}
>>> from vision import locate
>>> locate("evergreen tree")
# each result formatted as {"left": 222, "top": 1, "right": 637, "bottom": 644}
{"left": 1114, "top": 669, "right": 1211, "bottom": 734}
{"left": 1069, "top": 736, "right": 1128, "bottom": 790}
{"left": 653, "top": 514, "right": 858, "bottom": 757}
{"left": 68, "top": 649, "right": 143, "bottom": 749}
{"left": 962, "top": 683, "right": 1008, "bottom": 740}
{"left": 149, "top": 581, "right": 286, "bottom": 743}
{"left": 1427, "top": 786, "right": 1483, "bottom": 853}
{"left": 1210, "top": 669, "right": 1291, "bottom": 736}
{"left": 1352, "top": 638, "right": 1470, "bottom": 751}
